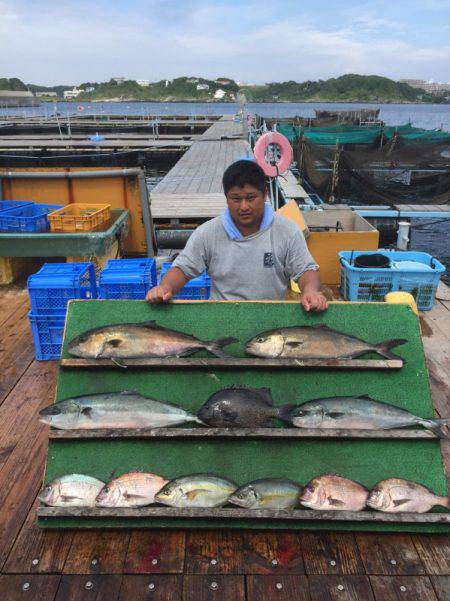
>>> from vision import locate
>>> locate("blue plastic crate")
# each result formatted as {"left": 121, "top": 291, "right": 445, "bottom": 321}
{"left": 0, "top": 203, "right": 63, "bottom": 232}
{"left": 28, "top": 312, "right": 65, "bottom": 360}
{"left": 339, "top": 250, "right": 445, "bottom": 311}
{"left": 98, "top": 258, "right": 157, "bottom": 299}
{"left": 159, "top": 262, "right": 211, "bottom": 300}
{"left": 0, "top": 200, "right": 34, "bottom": 212}
{"left": 27, "top": 262, "right": 97, "bottom": 315}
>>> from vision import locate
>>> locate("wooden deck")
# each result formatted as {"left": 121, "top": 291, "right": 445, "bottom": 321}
{"left": 0, "top": 282, "right": 448, "bottom": 599}
{"left": 151, "top": 116, "right": 251, "bottom": 219}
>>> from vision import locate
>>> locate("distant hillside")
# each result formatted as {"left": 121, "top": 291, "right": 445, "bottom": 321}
{"left": 240, "top": 74, "right": 427, "bottom": 103}
{"left": 5, "top": 74, "right": 447, "bottom": 103}
{"left": 0, "top": 78, "right": 28, "bottom": 91}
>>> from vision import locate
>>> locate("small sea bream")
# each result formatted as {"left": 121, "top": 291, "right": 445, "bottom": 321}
{"left": 39, "top": 391, "right": 204, "bottom": 430}
{"left": 96, "top": 472, "right": 168, "bottom": 507}
{"left": 367, "top": 478, "right": 450, "bottom": 513}
{"left": 197, "top": 386, "right": 279, "bottom": 427}
{"left": 229, "top": 478, "right": 302, "bottom": 510}
{"left": 68, "top": 321, "right": 237, "bottom": 362}
{"left": 155, "top": 473, "right": 237, "bottom": 508}
{"left": 299, "top": 474, "right": 369, "bottom": 511}
{"left": 279, "top": 396, "right": 450, "bottom": 438}
{"left": 245, "top": 324, "right": 406, "bottom": 360}
{"left": 39, "top": 474, "right": 104, "bottom": 507}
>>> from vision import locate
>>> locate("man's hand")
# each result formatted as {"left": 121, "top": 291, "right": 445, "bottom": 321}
{"left": 146, "top": 283, "right": 173, "bottom": 304}
{"left": 301, "top": 291, "right": 328, "bottom": 312}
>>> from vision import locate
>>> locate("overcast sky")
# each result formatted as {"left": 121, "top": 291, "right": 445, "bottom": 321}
{"left": 1, "top": 0, "right": 450, "bottom": 86}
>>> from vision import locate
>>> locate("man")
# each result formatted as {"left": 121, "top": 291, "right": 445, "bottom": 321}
{"left": 147, "top": 159, "right": 328, "bottom": 311}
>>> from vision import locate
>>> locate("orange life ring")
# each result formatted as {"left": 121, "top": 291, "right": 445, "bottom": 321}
{"left": 254, "top": 131, "right": 293, "bottom": 177}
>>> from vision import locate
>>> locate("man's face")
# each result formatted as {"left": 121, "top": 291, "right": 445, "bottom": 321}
{"left": 226, "top": 184, "right": 267, "bottom": 230}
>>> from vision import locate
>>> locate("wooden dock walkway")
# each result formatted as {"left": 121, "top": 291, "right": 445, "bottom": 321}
{"left": 0, "top": 281, "right": 448, "bottom": 600}
{"left": 151, "top": 116, "right": 251, "bottom": 219}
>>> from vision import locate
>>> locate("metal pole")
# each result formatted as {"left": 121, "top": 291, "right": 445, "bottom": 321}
{"left": 138, "top": 172, "right": 156, "bottom": 257}
{"left": 0, "top": 168, "right": 144, "bottom": 179}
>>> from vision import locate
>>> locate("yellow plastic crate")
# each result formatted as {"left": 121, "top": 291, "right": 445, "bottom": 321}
{"left": 48, "top": 203, "right": 111, "bottom": 232}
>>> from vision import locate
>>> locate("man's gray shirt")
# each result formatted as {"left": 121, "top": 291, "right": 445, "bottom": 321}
{"left": 172, "top": 214, "right": 318, "bottom": 300}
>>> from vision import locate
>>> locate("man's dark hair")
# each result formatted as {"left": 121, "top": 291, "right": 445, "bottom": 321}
{"left": 222, "top": 159, "right": 267, "bottom": 195}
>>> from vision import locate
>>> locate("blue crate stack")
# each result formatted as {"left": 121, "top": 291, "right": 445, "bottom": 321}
{"left": 0, "top": 202, "right": 62, "bottom": 233}
{"left": 98, "top": 258, "right": 157, "bottom": 299}
{"left": 159, "top": 262, "right": 211, "bottom": 299}
{"left": 339, "top": 250, "right": 446, "bottom": 311}
{"left": 27, "top": 262, "right": 97, "bottom": 360}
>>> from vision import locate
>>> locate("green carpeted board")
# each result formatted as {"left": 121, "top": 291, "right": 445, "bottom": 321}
{"left": 39, "top": 300, "right": 449, "bottom": 532}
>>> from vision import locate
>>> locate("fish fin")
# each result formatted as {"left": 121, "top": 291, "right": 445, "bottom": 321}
{"left": 111, "top": 358, "right": 127, "bottom": 369}
{"left": 106, "top": 338, "right": 124, "bottom": 348}
{"left": 375, "top": 338, "right": 407, "bottom": 360}
{"left": 206, "top": 337, "right": 238, "bottom": 359}
{"left": 186, "top": 490, "right": 200, "bottom": 501}
{"left": 325, "top": 412, "right": 346, "bottom": 419}
{"left": 221, "top": 409, "right": 239, "bottom": 423}
{"left": 141, "top": 320, "right": 158, "bottom": 327}
{"left": 438, "top": 497, "right": 450, "bottom": 509}
{"left": 285, "top": 341, "right": 304, "bottom": 348}
{"left": 81, "top": 407, "right": 92, "bottom": 416}
{"left": 61, "top": 495, "right": 83, "bottom": 502}
{"left": 393, "top": 498, "right": 410, "bottom": 507}
{"left": 124, "top": 493, "right": 148, "bottom": 499}
{"left": 327, "top": 497, "right": 345, "bottom": 507}
{"left": 120, "top": 390, "right": 141, "bottom": 395}
{"left": 258, "top": 387, "right": 274, "bottom": 406}
{"left": 263, "top": 417, "right": 275, "bottom": 427}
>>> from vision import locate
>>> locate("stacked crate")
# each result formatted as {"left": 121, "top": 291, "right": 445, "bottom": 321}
{"left": 98, "top": 258, "right": 157, "bottom": 299}
{"left": 28, "top": 263, "right": 97, "bottom": 360}
{"left": 159, "top": 262, "right": 211, "bottom": 299}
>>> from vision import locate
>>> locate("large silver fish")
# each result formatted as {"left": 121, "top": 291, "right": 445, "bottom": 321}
{"left": 299, "top": 474, "right": 369, "bottom": 511}
{"left": 279, "top": 396, "right": 450, "bottom": 438}
{"left": 39, "top": 391, "right": 204, "bottom": 430}
{"left": 197, "top": 386, "right": 279, "bottom": 427}
{"left": 154, "top": 473, "right": 237, "bottom": 508}
{"left": 39, "top": 474, "right": 104, "bottom": 507}
{"left": 68, "top": 321, "right": 237, "bottom": 362}
{"left": 246, "top": 324, "right": 406, "bottom": 360}
{"left": 96, "top": 472, "right": 168, "bottom": 508}
{"left": 367, "top": 478, "right": 450, "bottom": 513}
{"left": 229, "top": 478, "right": 302, "bottom": 510}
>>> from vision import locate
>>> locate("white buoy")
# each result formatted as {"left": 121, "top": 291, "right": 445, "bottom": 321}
{"left": 396, "top": 221, "right": 411, "bottom": 250}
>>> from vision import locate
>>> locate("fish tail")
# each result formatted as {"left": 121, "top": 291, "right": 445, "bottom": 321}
{"left": 193, "top": 415, "right": 207, "bottom": 425}
{"left": 375, "top": 338, "right": 407, "bottom": 360}
{"left": 206, "top": 337, "right": 238, "bottom": 359}
{"left": 277, "top": 404, "right": 297, "bottom": 423}
{"left": 437, "top": 496, "right": 450, "bottom": 509}
{"left": 421, "top": 419, "right": 450, "bottom": 440}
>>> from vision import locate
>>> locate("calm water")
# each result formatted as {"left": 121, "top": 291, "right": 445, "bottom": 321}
{"left": 2, "top": 101, "right": 450, "bottom": 130}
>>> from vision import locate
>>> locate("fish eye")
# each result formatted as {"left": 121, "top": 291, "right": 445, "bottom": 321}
{"left": 161, "top": 489, "right": 170, "bottom": 496}
{"left": 256, "top": 337, "right": 265, "bottom": 343}
{"left": 103, "top": 486, "right": 109, "bottom": 494}
{"left": 296, "top": 411, "right": 306, "bottom": 417}
{"left": 306, "top": 484, "right": 315, "bottom": 493}
{"left": 237, "top": 492, "right": 245, "bottom": 499}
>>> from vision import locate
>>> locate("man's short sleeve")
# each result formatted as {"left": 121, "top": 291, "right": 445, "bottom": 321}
{"left": 172, "top": 226, "right": 209, "bottom": 280}
{"left": 284, "top": 223, "right": 318, "bottom": 281}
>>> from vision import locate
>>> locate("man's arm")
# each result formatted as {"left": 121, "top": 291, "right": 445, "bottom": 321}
{"left": 297, "top": 270, "right": 328, "bottom": 312}
{"left": 146, "top": 266, "right": 188, "bottom": 303}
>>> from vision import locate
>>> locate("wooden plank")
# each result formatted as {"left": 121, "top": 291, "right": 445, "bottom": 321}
{"left": 308, "top": 575, "right": 375, "bottom": 600}
{"left": 0, "top": 574, "right": 60, "bottom": 600}
{"left": 60, "top": 357, "right": 404, "bottom": 369}
{"left": 412, "top": 535, "right": 450, "bottom": 575}
{"left": 355, "top": 533, "right": 426, "bottom": 575}
{"left": 182, "top": 575, "right": 245, "bottom": 601}
{"left": 36, "top": 506, "right": 450, "bottom": 524}
{"left": 370, "top": 575, "right": 438, "bottom": 600}
{"left": 118, "top": 575, "right": 182, "bottom": 600}
{"left": 246, "top": 575, "right": 310, "bottom": 600}
{"left": 63, "top": 531, "right": 131, "bottom": 574}
{"left": 124, "top": 530, "right": 185, "bottom": 573}
{"left": 242, "top": 532, "right": 305, "bottom": 574}
{"left": 184, "top": 531, "right": 244, "bottom": 574}
{"left": 55, "top": 575, "right": 122, "bottom": 601}
{"left": 430, "top": 576, "right": 450, "bottom": 601}
{"left": 47, "top": 427, "right": 438, "bottom": 440}
{"left": 436, "top": 283, "right": 450, "bottom": 302}
{"left": 302, "top": 533, "right": 365, "bottom": 575}
{"left": 3, "top": 497, "right": 74, "bottom": 574}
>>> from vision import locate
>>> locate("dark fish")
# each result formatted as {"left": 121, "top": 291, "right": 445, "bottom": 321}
{"left": 197, "top": 386, "right": 279, "bottom": 427}
{"left": 367, "top": 478, "right": 450, "bottom": 513}
{"left": 279, "top": 396, "right": 450, "bottom": 439}
{"left": 245, "top": 324, "right": 406, "bottom": 360}
{"left": 229, "top": 478, "right": 302, "bottom": 510}
{"left": 68, "top": 321, "right": 237, "bottom": 362}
